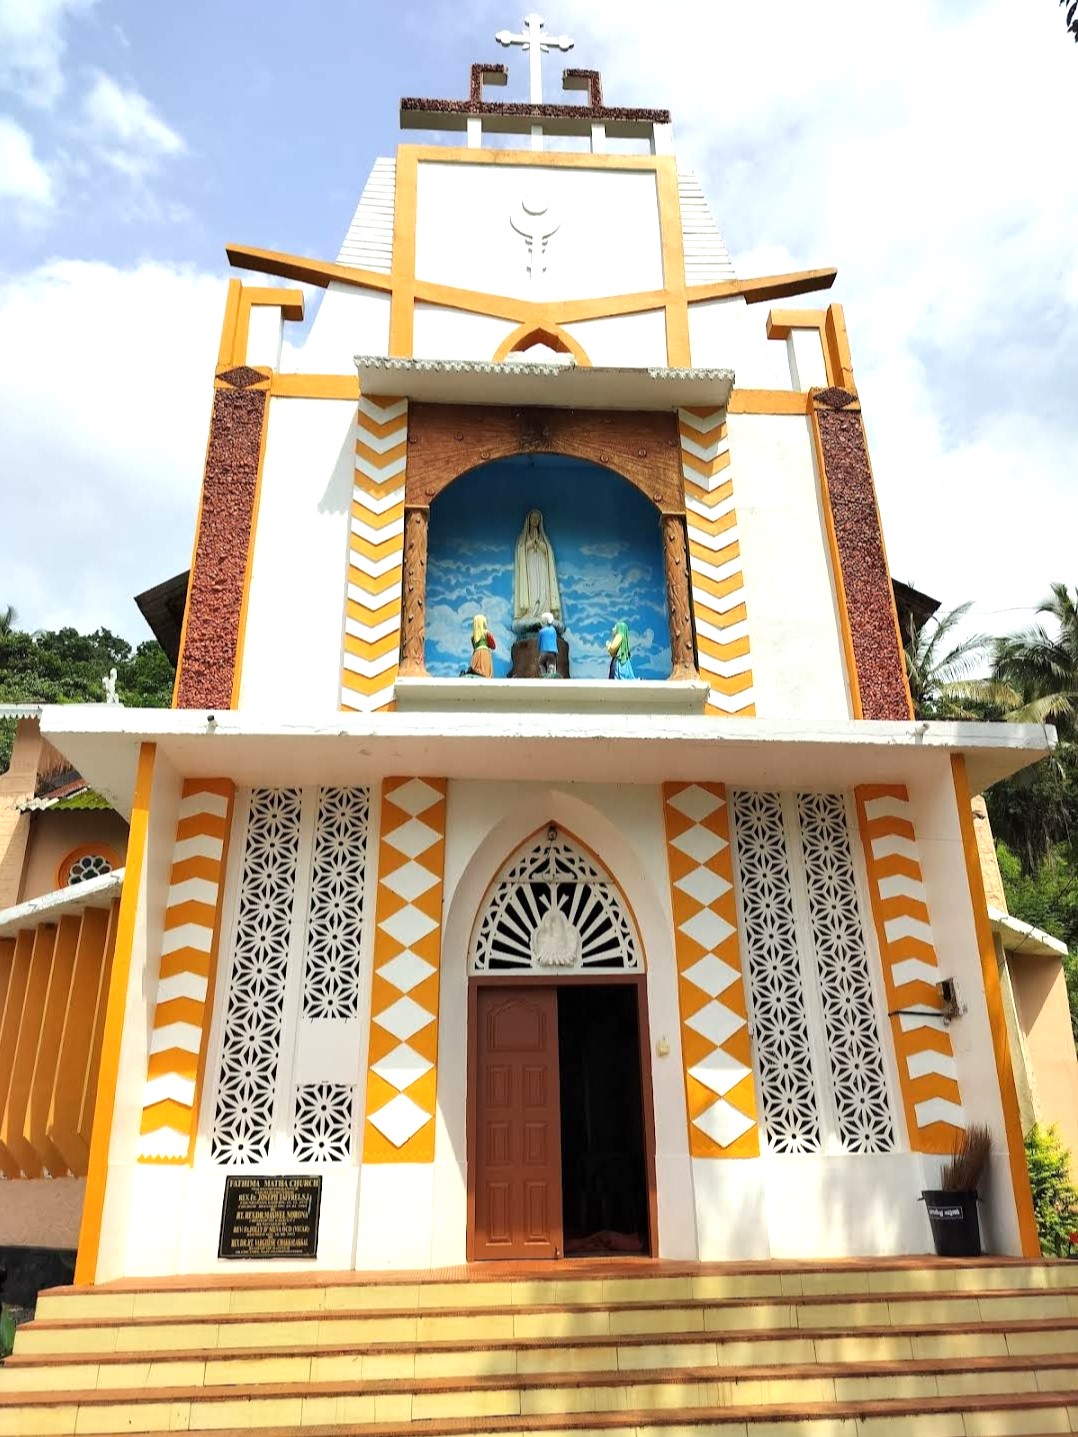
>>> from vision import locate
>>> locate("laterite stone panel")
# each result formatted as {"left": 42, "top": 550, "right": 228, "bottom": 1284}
{"left": 176, "top": 388, "right": 266, "bottom": 710}
{"left": 816, "top": 405, "right": 910, "bottom": 721}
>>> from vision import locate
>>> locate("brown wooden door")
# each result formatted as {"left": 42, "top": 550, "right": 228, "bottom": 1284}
{"left": 473, "top": 987, "right": 563, "bottom": 1260}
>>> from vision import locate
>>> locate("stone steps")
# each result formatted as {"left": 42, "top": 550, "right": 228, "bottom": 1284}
{"left": 3, "top": 1262, "right": 1078, "bottom": 1435}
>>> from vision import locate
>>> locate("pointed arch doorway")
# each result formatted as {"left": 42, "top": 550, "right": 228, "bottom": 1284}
{"left": 465, "top": 825, "right": 659, "bottom": 1261}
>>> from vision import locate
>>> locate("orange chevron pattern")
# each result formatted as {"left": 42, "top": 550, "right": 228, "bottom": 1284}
{"left": 362, "top": 778, "right": 447, "bottom": 1163}
{"left": 340, "top": 394, "right": 407, "bottom": 713}
{"left": 662, "top": 782, "right": 759, "bottom": 1158}
{"left": 855, "top": 784, "right": 965, "bottom": 1153}
{"left": 138, "top": 779, "right": 234, "bottom": 1163}
{"left": 678, "top": 408, "right": 755, "bottom": 716}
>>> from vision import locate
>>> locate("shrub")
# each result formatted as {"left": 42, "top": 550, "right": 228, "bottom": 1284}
{"left": 1025, "top": 1124, "right": 1078, "bottom": 1258}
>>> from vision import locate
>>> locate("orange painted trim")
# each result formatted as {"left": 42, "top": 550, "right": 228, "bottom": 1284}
{"left": 492, "top": 322, "right": 591, "bottom": 366}
{"left": 809, "top": 403, "right": 863, "bottom": 720}
{"left": 242, "top": 286, "right": 305, "bottom": 322}
{"left": 225, "top": 244, "right": 394, "bottom": 294}
{"left": 215, "top": 278, "right": 243, "bottom": 370}
{"left": 269, "top": 373, "right": 359, "bottom": 400}
{"left": 766, "top": 309, "right": 828, "bottom": 341}
{"left": 75, "top": 741, "right": 156, "bottom": 1286}
{"left": 951, "top": 754, "right": 1041, "bottom": 1258}
{"left": 389, "top": 147, "right": 418, "bottom": 358}
{"left": 653, "top": 157, "right": 690, "bottom": 367}
{"left": 726, "top": 390, "right": 813, "bottom": 416}
{"left": 824, "top": 304, "right": 855, "bottom": 391}
{"left": 227, "top": 388, "right": 273, "bottom": 711}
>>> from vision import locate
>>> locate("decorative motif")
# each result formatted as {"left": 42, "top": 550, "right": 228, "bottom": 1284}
{"left": 139, "top": 779, "right": 235, "bottom": 1162}
{"left": 797, "top": 793, "right": 895, "bottom": 1154}
{"left": 510, "top": 196, "right": 560, "bottom": 283}
{"left": 363, "top": 778, "right": 447, "bottom": 1161}
{"left": 662, "top": 783, "right": 758, "bottom": 1157}
{"left": 678, "top": 408, "right": 754, "bottom": 715}
{"left": 340, "top": 394, "right": 407, "bottom": 713}
{"left": 472, "top": 828, "right": 639, "bottom": 973}
{"left": 211, "top": 789, "right": 301, "bottom": 1165}
{"left": 301, "top": 787, "right": 369, "bottom": 1020}
{"left": 293, "top": 1083, "right": 354, "bottom": 1164}
{"left": 216, "top": 365, "right": 268, "bottom": 390}
{"left": 731, "top": 790, "right": 821, "bottom": 1154}
{"left": 855, "top": 784, "right": 965, "bottom": 1150}
{"left": 814, "top": 387, "right": 857, "bottom": 410}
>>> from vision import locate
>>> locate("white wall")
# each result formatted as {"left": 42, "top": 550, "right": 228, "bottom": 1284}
{"left": 563, "top": 309, "right": 668, "bottom": 368}
{"left": 415, "top": 161, "right": 664, "bottom": 302}
{"left": 727, "top": 413, "right": 852, "bottom": 721}
{"left": 238, "top": 397, "right": 355, "bottom": 716}
{"left": 689, "top": 297, "right": 793, "bottom": 387}
{"left": 290, "top": 285, "right": 391, "bottom": 372}
{"left": 411, "top": 304, "right": 517, "bottom": 362}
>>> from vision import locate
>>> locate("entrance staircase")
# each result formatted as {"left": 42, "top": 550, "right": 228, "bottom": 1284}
{"left": 3, "top": 1260, "right": 1078, "bottom": 1435}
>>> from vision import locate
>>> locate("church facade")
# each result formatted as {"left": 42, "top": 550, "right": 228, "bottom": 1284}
{"left": 41, "top": 33, "right": 1056, "bottom": 1285}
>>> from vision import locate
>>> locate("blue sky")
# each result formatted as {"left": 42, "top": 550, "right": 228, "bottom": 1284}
{"left": 1, "top": 0, "right": 1075, "bottom": 649}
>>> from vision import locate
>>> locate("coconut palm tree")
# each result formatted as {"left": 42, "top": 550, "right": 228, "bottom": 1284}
{"left": 1063, "top": 0, "right": 1078, "bottom": 42}
{"left": 0, "top": 605, "right": 16, "bottom": 637}
{"left": 903, "top": 601, "right": 993, "bottom": 719}
{"left": 992, "top": 583, "right": 1078, "bottom": 739}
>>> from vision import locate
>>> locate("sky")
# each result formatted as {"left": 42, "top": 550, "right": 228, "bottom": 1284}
{"left": 0, "top": 0, "right": 1075, "bottom": 650}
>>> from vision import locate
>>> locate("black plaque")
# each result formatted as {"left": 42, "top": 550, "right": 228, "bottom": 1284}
{"left": 218, "top": 1175, "right": 321, "bottom": 1259}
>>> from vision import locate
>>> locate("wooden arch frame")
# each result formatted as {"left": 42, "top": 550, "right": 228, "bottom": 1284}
{"left": 492, "top": 322, "right": 592, "bottom": 367}
{"left": 399, "top": 402, "right": 698, "bottom": 678}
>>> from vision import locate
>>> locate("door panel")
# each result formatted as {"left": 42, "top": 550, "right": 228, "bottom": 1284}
{"left": 473, "top": 987, "right": 563, "bottom": 1260}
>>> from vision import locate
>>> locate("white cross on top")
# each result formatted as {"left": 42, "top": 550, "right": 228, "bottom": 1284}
{"left": 495, "top": 13, "right": 574, "bottom": 105}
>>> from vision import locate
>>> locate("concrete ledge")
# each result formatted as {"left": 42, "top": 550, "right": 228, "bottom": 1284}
{"left": 393, "top": 678, "right": 711, "bottom": 715}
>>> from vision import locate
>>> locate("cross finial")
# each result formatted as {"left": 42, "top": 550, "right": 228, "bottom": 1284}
{"left": 495, "top": 13, "right": 574, "bottom": 105}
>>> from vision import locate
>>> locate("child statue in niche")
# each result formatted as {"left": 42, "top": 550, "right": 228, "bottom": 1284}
{"left": 606, "top": 621, "right": 636, "bottom": 680}
{"left": 467, "top": 614, "right": 496, "bottom": 678}
{"left": 537, "top": 611, "right": 560, "bottom": 678}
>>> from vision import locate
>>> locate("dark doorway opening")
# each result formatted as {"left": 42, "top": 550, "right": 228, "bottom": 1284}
{"left": 557, "top": 985, "right": 649, "bottom": 1256}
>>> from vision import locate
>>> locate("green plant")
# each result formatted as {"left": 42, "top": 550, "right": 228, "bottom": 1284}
{"left": 1025, "top": 1123, "right": 1078, "bottom": 1257}
{"left": 940, "top": 1124, "right": 992, "bottom": 1192}
{"left": 0, "top": 1305, "right": 14, "bottom": 1360}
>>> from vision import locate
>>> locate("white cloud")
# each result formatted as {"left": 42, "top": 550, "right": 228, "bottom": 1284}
{"left": 0, "top": 115, "right": 53, "bottom": 211}
{"left": 0, "top": 0, "right": 95, "bottom": 107}
{"left": 0, "top": 259, "right": 227, "bottom": 639}
{"left": 82, "top": 72, "right": 186, "bottom": 178}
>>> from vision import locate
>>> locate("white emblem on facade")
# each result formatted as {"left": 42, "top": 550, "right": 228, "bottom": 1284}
{"left": 511, "top": 196, "right": 559, "bottom": 283}
{"left": 530, "top": 904, "right": 582, "bottom": 967}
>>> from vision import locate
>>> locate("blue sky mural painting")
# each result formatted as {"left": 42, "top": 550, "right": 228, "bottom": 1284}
{"left": 425, "top": 455, "right": 671, "bottom": 680}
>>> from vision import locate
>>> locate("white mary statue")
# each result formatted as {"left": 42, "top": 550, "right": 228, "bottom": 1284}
{"left": 512, "top": 509, "right": 563, "bottom": 632}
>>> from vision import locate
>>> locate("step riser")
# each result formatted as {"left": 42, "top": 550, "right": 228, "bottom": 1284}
{"left": 11, "top": 1329, "right": 1078, "bottom": 1389}
{"left": 32, "top": 1265, "right": 1078, "bottom": 1322}
{"left": 2, "top": 1365, "right": 1078, "bottom": 1434}
{"left": 16, "top": 1295, "right": 1078, "bottom": 1357}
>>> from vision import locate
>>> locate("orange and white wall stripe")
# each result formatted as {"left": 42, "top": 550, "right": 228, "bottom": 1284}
{"left": 855, "top": 784, "right": 965, "bottom": 1152}
{"left": 340, "top": 395, "right": 407, "bottom": 713}
{"left": 138, "top": 779, "right": 234, "bottom": 1162}
{"left": 362, "top": 777, "right": 447, "bottom": 1162}
{"left": 677, "top": 408, "right": 755, "bottom": 715}
{"left": 662, "top": 782, "right": 759, "bottom": 1157}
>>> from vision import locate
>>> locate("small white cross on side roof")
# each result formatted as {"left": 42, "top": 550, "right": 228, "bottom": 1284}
{"left": 495, "top": 13, "right": 574, "bottom": 105}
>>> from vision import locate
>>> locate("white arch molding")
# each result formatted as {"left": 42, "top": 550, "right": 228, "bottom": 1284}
{"left": 424, "top": 782, "right": 699, "bottom": 1268}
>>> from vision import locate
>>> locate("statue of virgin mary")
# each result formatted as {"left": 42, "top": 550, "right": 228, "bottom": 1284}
{"left": 512, "top": 509, "right": 563, "bottom": 632}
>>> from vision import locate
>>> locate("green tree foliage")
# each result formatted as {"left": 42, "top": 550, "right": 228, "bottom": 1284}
{"left": 902, "top": 602, "right": 993, "bottom": 719}
{"left": 1025, "top": 1124, "right": 1078, "bottom": 1257}
{"left": 0, "top": 617, "right": 174, "bottom": 772}
{"left": 993, "top": 583, "right": 1078, "bottom": 737}
{"left": 1063, "top": 0, "right": 1078, "bottom": 43}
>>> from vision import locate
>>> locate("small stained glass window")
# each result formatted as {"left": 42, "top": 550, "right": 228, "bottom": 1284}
{"left": 67, "top": 853, "right": 112, "bottom": 885}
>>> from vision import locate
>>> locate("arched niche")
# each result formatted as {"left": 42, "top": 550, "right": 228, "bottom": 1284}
{"left": 422, "top": 453, "right": 672, "bottom": 680}
{"left": 399, "top": 404, "right": 697, "bottom": 679}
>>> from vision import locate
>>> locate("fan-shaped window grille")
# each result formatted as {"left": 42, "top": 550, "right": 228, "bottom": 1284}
{"left": 471, "top": 827, "right": 640, "bottom": 974}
